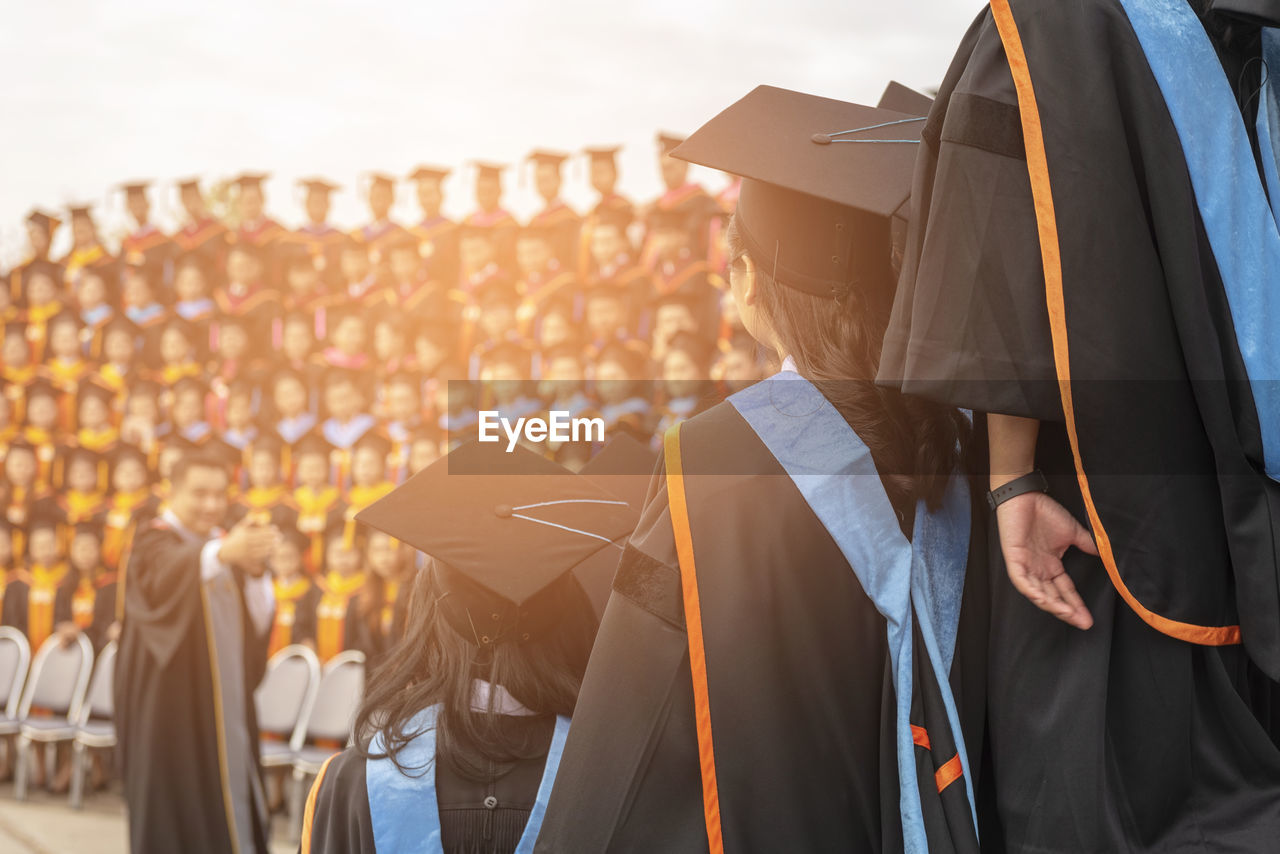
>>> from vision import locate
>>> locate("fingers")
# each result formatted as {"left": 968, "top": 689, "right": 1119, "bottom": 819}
{"left": 1006, "top": 558, "right": 1093, "bottom": 631}
{"left": 1073, "top": 521, "right": 1100, "bottom": 556}
{"left": 1050, "top": 571, "right": 1093, "bottom": 630}
{"left": 246, "top": 526, "right": 281, "bottom": 562}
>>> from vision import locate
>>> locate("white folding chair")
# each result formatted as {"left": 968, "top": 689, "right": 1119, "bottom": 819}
{"left": 255, "top": 644, "right": 321, "bottom": 771}
{"left": 0, "top": 627, "right": 32, "bottom": 734}
{"left": 13, "top": 632, "right": 94, "bottom": 800}
{"left": 68, "top": 641, "right": 118, "bottom": 809}
{"left": 288, "top": 650, "right": 365, "bottom": 840}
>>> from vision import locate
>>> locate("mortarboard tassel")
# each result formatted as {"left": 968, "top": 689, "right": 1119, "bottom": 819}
{"left": 810, "top": 116, "right": 926, "bottom": 146}
{"left": 507, "top": 498, "right": 630, "bottom": 547}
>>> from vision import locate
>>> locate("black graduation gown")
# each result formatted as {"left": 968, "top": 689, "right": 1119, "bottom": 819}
{"left": 90, "top": 576, "right": 118, "bottom": 652}
{"left": 0, "top": 577, "right": 30, "bottom": 637}
{"left": 113, "top": 519, "right": 271, "bottom": 854}
{"left": 303, "top": 714, "right": 557, "bottom": 854}
{"left": 534, "top": 402, "right": 986, "bottom": 853}
{"left": 53, "top": 571, "right": 113, "bottom": 650}
{"left": 877, "top": 3, "right": 1280, "bottom": 851}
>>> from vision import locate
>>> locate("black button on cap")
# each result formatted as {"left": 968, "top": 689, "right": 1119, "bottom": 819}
{"left": 484, "top": 796, "right": 498, "bottom": 809}
{"left": 494, "top": 504, "right": 513, "bottom": 518}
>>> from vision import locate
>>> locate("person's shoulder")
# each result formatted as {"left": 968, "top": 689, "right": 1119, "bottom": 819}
{"left": 677, "top": 396, "right": 779, "bottom": 476}
{"left": 1001, "top": 0, "right": 1126, "bottom": 37}
{"left": 305, "top": 747, "right": 373, "bottom": 846}
{"left": 130, "top": 517, "right": 186, "bottom": 549}
{"left": 317, "top": 747, "right": 367, "bottom": 793}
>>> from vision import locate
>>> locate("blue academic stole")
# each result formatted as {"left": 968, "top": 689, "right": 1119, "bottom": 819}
{"left": 728, "top": 371, "right": 976, "bottom": 853}
{"left": 1116, "top": 0, "right": 1280, "bottom": 481}
{"left": 365, "top": 705, "right": 570, "bottom": 854}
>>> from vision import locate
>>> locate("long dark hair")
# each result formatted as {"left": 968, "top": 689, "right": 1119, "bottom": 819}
{"left": 727, "top": 215, "right": 968, "bottom": 515}
{"left": 354, "top": 558, "right": 597, "bottom": 779}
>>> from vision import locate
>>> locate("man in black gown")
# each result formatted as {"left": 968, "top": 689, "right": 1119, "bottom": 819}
{"left": 878, "top": 1, "right": 1280, "bottom": 850}
{"left": 115, "top": 450, "right": 279, "bottom": 854}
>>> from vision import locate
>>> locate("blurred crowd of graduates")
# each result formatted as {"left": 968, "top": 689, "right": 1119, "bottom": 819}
{"left": 0, "top": 134, "right": 769, "bottom": 675}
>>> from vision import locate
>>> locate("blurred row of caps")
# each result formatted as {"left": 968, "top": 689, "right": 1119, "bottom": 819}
{"left": 23, "top": 133, "right": 700, "bottom": 226}
{"left": 21, "top": 79, "right": 933, "bottom": 230}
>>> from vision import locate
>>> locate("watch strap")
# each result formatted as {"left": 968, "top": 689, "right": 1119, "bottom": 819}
{"left": 986, "top": 469, "right": 1049, "bottom": 510}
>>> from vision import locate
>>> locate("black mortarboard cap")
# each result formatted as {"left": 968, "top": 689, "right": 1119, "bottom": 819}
{"left": 323, "top": 365, "right": 362, "bottom": 390}
{"left": 102, "top": 313, "right": 140, "bottom": 340}
{"left": 176, "top": 176, "right": 203, "bottom": 192}
{"left": 473, "top": 161, "right": 506, "bottom": 180}
{"left": 68, "top": 204, "right": 95, "bottom": 221}
{"left": 409, "top": 165, "right": 451, "bottom": 182}
{"left": 292, "top": 429, "right": 334, "bottom": 458}
{"left": 355, "top": 440, "right": 636, "bottom": 609}
{"left": 110, "top": 442, "right": 150, "bottom": 472}
{"left": 583, "top": 146, "right": 621, "bottom": 164}
{"left": 877, "top": 81, "right": 934, "bottom": 117}
{"left": 234, "top": 172, "right": 269, "bottom": 190}
{"left": 174, "top": 250, "right": 211, "bottom": 275}
{"left": 162, "top": 313, "right": 196, "bottom": 340}
{"left": 578, "top": 434, "right": 658, "bottom": 510}
{"left": 670, "top": 85, "right": 921, "bottom": 298}
{"left": 474, "top": 274, "right": 520, "bottom": 306}
{"left": 76, "top": 376, "right": 117, "bottom": 408}
{"left": 171, "top": 374, "right": 208, "bottom": 398}
{"left": 21, "top": 258, "right": 62, "bottom": 287}
{"left": 184, "top": 433, "right": 241, "bottom": 468}
{"left": 366, "top": 171, "right": 396, "bottom": 189}
{"left": 664, "top": 329, "right": 716, "bottom": 368}
{"left": 126, "top": 377, "right": 162, "bottom": 400}
{"left": 57, "top": 444, "right": 108, "bottom": 490}
{"left": 528, "top": 149, "right": 570, "bottom": 169}
{"left": 481, "top": 339, "right": 533, "bottom": 371}
{"left": 656, "top": 131, "right": 686, "bottom": 154}
{"left": 28, "top": 504, "right": 61, "bottom": 534}
{"left": 48, "top": 308, "right": 81, "bottom": 331}
{"left": 593, "top": 338, "right": 650, "bottom": 375}
{"left": 26, "top": 209, "right": 61, "bottom": 233}
{"left": 299, "top": 177, "right": 341, "bottom": 194}
{"left": 119, "top": 181, "right": 151, "bottom": 197}
{"left": 24, "top": 374, "right": 61, "bottom": 402}
{"left": 73, "top": 517, "right": 105, "bottom": 539}
{"left": 352, "top": 429, "right": 392, "bottom": 459}
{"left": 245, "top": 431, "right": 285, "bottom": 461}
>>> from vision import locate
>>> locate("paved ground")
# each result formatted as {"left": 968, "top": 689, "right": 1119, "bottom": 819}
{"left": 0, "top": 781, "right": 298, "bottom": 854}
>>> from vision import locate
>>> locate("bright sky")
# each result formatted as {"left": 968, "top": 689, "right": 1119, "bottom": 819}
{"left": 0, "top": 0, "right": 985, "bottom": 268}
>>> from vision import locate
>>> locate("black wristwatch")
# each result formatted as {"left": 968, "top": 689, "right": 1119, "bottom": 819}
{"left": 986, "top": 469, "right": 1049, "bottom": 510}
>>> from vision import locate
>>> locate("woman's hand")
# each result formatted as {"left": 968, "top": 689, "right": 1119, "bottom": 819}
{"left": 995, "top": 491, "right": 1098, "bottom": 629}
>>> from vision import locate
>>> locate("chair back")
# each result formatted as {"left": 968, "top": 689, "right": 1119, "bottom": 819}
{"left": 76, "top": 641, "right": 118, "bottom": 725}
{"left": 0, "top": 627, "right": 31, "bottom": 719}
{"left": 254, "top": 644, "right": 321, "bottom": 745}
{"left": 21, "top": 633, "right": 94, "bottom": 719}
{"left": 303, "top": 651, "right": 365, "bottom": 744}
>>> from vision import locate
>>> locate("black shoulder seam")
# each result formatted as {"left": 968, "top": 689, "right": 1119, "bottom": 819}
{"left": 612, "top": 542, "right": 685, "bottom": 630}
